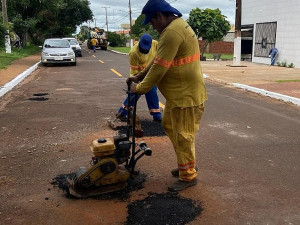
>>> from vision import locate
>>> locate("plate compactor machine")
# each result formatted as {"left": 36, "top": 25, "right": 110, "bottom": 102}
{"left": 67, "top": 85, "right": 152, "bottom": 198}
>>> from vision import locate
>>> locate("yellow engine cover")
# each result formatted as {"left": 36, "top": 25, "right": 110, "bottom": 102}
{"left": 79, "top": 158, "right": 130, "bottom": 186}
{"left": 90, "top": 138, "right": 115, "bottom": 157}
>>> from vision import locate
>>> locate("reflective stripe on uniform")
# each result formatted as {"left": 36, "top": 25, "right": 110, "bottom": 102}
{"left": 130, "top": 63, "right": 148, "bottom": 71}
{"left": 154, "top": 52, "right": 200, "bottom": 68}
{"left": 178, "top": 160, "right": 195, "bottom": 171}
{"left": 149, "top": 109, "right": 160, "bottom": 113}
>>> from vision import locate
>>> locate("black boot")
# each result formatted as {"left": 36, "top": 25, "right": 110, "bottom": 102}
{"left": 168, "top": 179, "right": 197, "bottom": 192}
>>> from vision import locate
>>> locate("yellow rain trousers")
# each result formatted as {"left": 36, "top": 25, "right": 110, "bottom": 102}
{"left": 162, "top": 105, "right": 204, "bottom": 181}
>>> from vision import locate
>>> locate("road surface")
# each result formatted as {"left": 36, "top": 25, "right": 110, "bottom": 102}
{"left": 0, "top": 47, "right": 299, "bottom": 225}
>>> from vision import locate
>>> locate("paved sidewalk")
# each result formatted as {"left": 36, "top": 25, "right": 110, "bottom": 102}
{"left": 201, "top": 60, "right": 300, "bottom": 99}
{"left": 0, "top": 53, "right": 299, "bottom": 105}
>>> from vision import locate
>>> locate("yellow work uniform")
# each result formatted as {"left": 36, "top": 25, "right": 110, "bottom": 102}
{"left": 129, "top": 40, "right": 158, "bottom": 76}
{"left": 122, "top": 40, "right": 161, "bottom": 116}
{"left": 91, "top": 38, "right": 98, "bottom": 46}
{"left": 136, "top": 18, "right": 207, "bottom": 181}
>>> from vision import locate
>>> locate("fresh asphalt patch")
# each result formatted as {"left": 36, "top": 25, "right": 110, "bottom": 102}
{"left": 51, "top": 174, "right": 203, "bottom": 225}
{"left": 126, "top": 192, "right": 203, "bottom": 225}
{"left": 28, "top": 93, "right": 49, "bottom": 101}
{"left": 117, "top": 119, "right": 166, "bottom": 137}
{"left": 28, "top": 97, "right": 49, "bottom": 101}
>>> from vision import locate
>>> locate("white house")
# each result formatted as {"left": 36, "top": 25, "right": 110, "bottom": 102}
{"left": 242, "top": 0, "right": 300, "bottom": 67}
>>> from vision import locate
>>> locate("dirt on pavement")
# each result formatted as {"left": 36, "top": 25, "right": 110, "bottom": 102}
{"left": 0, "top": 52, "right": 299, "bottom": 225}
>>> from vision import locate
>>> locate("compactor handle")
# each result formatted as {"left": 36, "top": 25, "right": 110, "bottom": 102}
{"left": 139, "top": 141, "right": 152, "bottom": 156}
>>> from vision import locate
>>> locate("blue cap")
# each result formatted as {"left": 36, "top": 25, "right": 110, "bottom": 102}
{"left": 142, "top": 0, "right": 182, "bottom": 25}
{"left": 139, "top": 34, "right": 152, "bottom": 52}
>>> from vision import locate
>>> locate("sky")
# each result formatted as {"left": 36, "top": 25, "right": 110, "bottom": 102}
{"left": 83, "top": 0, "right": 236, "bottom": 31}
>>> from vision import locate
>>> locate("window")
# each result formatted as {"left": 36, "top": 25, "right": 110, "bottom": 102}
{"left": 254, "top": 22, "right": 277, "bottom": 57}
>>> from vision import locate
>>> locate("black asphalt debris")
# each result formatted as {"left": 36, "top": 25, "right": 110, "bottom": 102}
{"left": 28, "top": 97, "right": 49, "bottom": 101}
{"left": 33, "top": 93, "right": 49, "bottom": 96}
{"left": 117, "top": 119, "right": 166, "bottom": 137}
{"left": 126, "top": 192, "right": 203, "bottom": 225}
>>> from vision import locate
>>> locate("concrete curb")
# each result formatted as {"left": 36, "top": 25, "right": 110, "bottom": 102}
{"left": 109, "top": 49, "right": 129, "bottom": 55}
{"left": 0, "top": 61, "right": 40, "bottom": 98}
{"left": 203, "top": 74, "right": 300, "bottom": 106}
{"left": 232, "top": 83, "right": 300, "bottom": 106}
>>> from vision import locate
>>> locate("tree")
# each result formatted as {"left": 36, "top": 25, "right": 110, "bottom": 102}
{"left": 4, "top": 0, "right": 93, "bottom": 45}
{"left": 0, "top": 13, "right": 4, "bottom": 48}
{"left": 0, "top": 23, "right": 5, "bottom": 48}
{"left": 107, "top": 32, "right": 127, "bottom": 47}
{"left": 187, "top": 8, "right": 231, "bottom": 56}
{"left": 131, "top": 14, "right": 159, "bottom": 40}
{"left": 77, "top": 25, "right": 89, "bottom": 41}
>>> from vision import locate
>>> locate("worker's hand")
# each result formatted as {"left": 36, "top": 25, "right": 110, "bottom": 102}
{"left": 130, "top": 82, "right": 137, "bottom": 93}
{"left": 126, "top": 75, "right": 139, "bottom": 85}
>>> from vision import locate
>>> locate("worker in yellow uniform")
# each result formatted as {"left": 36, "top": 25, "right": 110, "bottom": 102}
{"left": 128, "top": 0, "right": 207, "bottom": 191}
{"left": 116, "top": 34, "right": 162, "bottom": 122}
{"left": 90, "top": 37, "right": 98, "bottom": 52}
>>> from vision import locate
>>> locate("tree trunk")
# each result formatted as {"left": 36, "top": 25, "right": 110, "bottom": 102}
{"left": 200, "top": 40, "right": 209, "bottom": 57}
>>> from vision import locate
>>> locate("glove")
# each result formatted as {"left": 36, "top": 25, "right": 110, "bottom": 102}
{"left": 126, "top": 75, "right": 140, "bottom": 85}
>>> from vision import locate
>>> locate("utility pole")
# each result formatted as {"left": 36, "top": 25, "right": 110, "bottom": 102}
{"left": 1, "top": 0, "right": 11, "bottom": 53}
{"left": 129, "top": 0, "right": 133, "bottom": 47}
{"left": 102, "top": 7, "right": 109, "bottom": 33}
{"left": 94, "top": 18, "right": 97, "bottom": 27}
{"left": 233, "top": 0, "right": 241, "bottom": 66}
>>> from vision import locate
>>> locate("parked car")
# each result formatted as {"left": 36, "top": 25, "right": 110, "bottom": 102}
{"left": 40, "top": 38, "right": 76, "bottom": 66}
{"left": 63, "top": 37, "right": 82, "bottom": 57}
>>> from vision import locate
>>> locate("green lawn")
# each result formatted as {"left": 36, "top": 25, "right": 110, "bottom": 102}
{"left": 276, "top": 80, "right": 300, "bottom": 83}
{"left": 108, "top": 46, "right": 130, "bottom": 54}
{"left": 108, "top": 46, "right": 234, "bottom": 60}
{"left": 0, "top": 46, "right": 40, "bottom": 70}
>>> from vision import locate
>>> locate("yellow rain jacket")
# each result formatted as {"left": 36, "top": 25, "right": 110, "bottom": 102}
{"left": 136, "top": 18, "right": 207, "bottom": 109}
{"left": 136, "top": 18, "right": 207, "bottom": 182}
{"left": 129, "top": 40, "right": 158, "bottom": 76}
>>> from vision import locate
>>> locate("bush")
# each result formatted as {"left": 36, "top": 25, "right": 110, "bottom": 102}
{"left": 107, "top": 32, "right": 127, "bottom": 47}
{"left": 288, "top": 63, "right": 295, "bottom": 68}
{"left": 281, "top": 61, "right": 287, "bottom": 67}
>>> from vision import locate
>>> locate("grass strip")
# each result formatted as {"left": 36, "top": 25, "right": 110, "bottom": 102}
{"left": 0, "top": 46, "right": 40, "bottom": 70}
{"left": 276, "top": 80, "right": 300, "bottom": 83}
{"left": 108, "top": 46, "right": 130, "bottom": 54}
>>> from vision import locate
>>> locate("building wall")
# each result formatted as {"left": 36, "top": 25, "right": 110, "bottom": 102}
{"left": 198, "top": 40, "right": 234, "bottom": 54}
{"left": 242, "top": 0, "right": 300, "bottom": 67}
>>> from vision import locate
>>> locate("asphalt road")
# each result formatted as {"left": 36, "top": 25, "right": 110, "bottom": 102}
{"left": 0, "top": 47, "right": 299, "bottom": 225}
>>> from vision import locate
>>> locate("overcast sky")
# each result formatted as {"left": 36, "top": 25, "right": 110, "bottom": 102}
{"left": 84, "top": 0, "right": 235, "bottom": 31}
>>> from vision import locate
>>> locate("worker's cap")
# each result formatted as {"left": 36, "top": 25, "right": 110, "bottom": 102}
{"left": 138, "top": 34, "right": 152, "bottom": 53}
{"left": 142, "top": 0, "right": 182, "bottom": 25}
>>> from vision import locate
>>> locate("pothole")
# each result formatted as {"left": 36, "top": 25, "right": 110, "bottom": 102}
{"left": 126, "top": 192, "right": 203, "bottom": 225}
{"left": 28, "top": 97, "right": 49, "bottom": 101}
{"left": 33, "top": 93, "right": 49, "bottom": 96}
{"left": 28, "top": 93, "right": 49, "bottom": 101}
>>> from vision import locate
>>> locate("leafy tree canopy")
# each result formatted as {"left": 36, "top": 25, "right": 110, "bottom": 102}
{"left": 107, "top": 32, "right": 127, "bottom": 47}
{"left": 1, "top": 0, "right": 93, "bottom": 45}
{"left": 187, "top": 8, "right": 231, "bottom": 55}
{"left": 131, "top": 14, "right": 159, "bottom": 40}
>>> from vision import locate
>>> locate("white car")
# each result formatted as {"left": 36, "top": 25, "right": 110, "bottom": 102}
{"left": 63, "top": 38, "right": 82, "bottom": 57}
{"left": 40, "top": 38, "right": 76, "bottom": 66}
